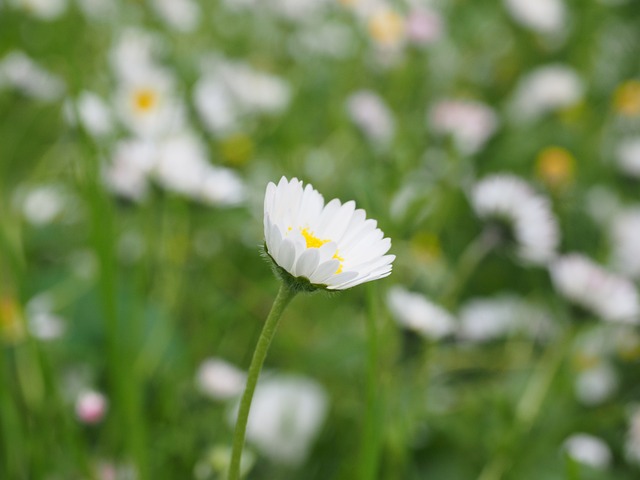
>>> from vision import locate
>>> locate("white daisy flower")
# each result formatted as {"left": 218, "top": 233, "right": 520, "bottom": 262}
{"left": 504, "top": 0, "right": 567, "bottom": 35}
{"left": 115, "top": 66, "right": 184, "bottom": 139}
{"left": 563, "top": 433, "right": 612, "bottom": 469}
{"left": 228, "top": 375, "right": 328, "bottom": 466}
{"left": 550, "top": 253, "right": 640, "bottom": 323}
{"left": 615, "top": 138, "right": 640, "bottom": 178}
{"left": 387, "top": 286, "right": 455, "bottom": 340}
{"left": 346, "top": 89, "right": 395, "bottom": 147}
{"left": 509, "top": 64, "right": 584, "bottom": 121}
{"left": 625, "top": 407, "right": 640, "bottom": 466}
{"left": 610, "top": 207, "right": 640, "bottom": 279}
{"left": 151, "top": 0, "right": 200, "bottom": 33}
{"left": 0, "top": 51, "right": 65, "bottom": 101}
{"left": 471, "top": 174, "right": 560, "bottom": 265}
{"left": 458, "top": 294, "right": 555, "bottom": 342}
{"left": 263, "top": 177, "right": 394, "bottom": 291}
{"left": 65, "top": 91, "right": 114, "bottom": 139}
{"left": 428, "top": 100, "right": 499, "bottom": 155}
{"left": 196, "top": 358, "right": 246, "bottom": 401}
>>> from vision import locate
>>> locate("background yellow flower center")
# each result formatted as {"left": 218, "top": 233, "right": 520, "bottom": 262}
{"left": 133, "top": 88, "right": 158, "bottom": 113}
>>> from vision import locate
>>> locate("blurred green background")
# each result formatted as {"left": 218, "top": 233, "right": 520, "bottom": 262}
{"left": 2, "top": 0, "right": 640, "bottom": 479}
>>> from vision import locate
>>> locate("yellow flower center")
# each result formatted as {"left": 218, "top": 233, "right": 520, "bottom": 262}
{"left": 535, "top": 146, "right": 575, "bottom": 190}
{"left": 297, "top": 227, "right": 344, "bottom": 274}
{"left": 132, "top": 88, "right": 158, "bottom": 113}
{"left": 614, "top": 80, "right": 640, "bottom": 117}
{"left": 368, "top": 9, "right": 405, "bottom": 47}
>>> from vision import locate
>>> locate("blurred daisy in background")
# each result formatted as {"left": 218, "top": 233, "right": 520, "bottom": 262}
{"left": 471, "top": 174, "right": 560, "bottom": 265}
{"left": 615, "top": 138, "right": 640, "bottom": 178}
{"left": 196, "top": 358, "right": 247, "bottom": 401}
{"left": 387, "top": 286, "right": 456, "bottom": 340}
{"left": 503, "top": 0, "right": 567, "bottom": 36}
{"left": 563, "top": 433, "right": 612, "bottom": 469}
{"left": 346, "top": 89, "right": 395, "bottom": 148}
{"left": 263, "top": 177, "right": 394, "bottom": 290}
{"left": 0, "top": 51, "right": 65, "bottom": 101}
{"left": 228, "top": 375, "right": 328, "bottom": 466}
{"left": 609, "top": 207, "right": 640, "bottom": 279}
{"left": 508, "top": 64, "right": 584, "bottom": 122}
{"left": 458, "top": 295, "right": 555, "bottom": 343}
{"left": 551, "top": 253, "right": 640, "bottom": 323}
{"left": 428, "top": 100, "right": 499, "bottom": 155}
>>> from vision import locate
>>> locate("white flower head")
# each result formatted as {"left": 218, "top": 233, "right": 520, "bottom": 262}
{"left": 610, "top": 207, "right": 640, "bottom": 279}
{"left": 458, "top": 295, "right": 555, "bottom": 342}
{"left": 0, "top": 51, "right": 65, "bottom": 101}
{"left": 229, "top": 375, "right": 328, "bottom": 466}
{"left": 115, "top": 67, "right": 184, "bottom": 139}
{"left": 387, "top": 286, "right": 455, "bottom": 340}
{"left": 509, "top": 64, "right": 584, "bottom": 121}
{"left": 346, "top": 90, "right": 395, "bottom": 147}
{"left": 8, "top": 0, "right": 67, "bottom": 20}
{"left": 550, "top": 253, "right": 640, "bottom": 323}
{"left": 196, "top": 358, "right": 246, "bottom": 400}
{"left": 615, "top": 138, "right": 640, "bottom": 178}
{"left": 66, "top": 91, "right": 114, "bottom": 139}
{"left": 263, "top": 177, "right": 394, "bottom": 291}
{"left": 428, "top": 100, "right": 499, "bottom": 155}
{"left": 563, "top": 433, "right": 612, "bottom": 469}
{"left": 504, "top": 0, "right": 567, "bottom": 35}
{"left": 75, "top": 390, "right": 108, "bottom": 425}
{"left": 471, "top": 174, "right": 560, "bottom": 265}
{"left": 151, "top": 0, "right": 200, "bottom": 33}
{"left": 625, "top": 407, "right": 640, "bottom": 466}
{"left": 574, "top": 360, "right": 618, "bottom": 406}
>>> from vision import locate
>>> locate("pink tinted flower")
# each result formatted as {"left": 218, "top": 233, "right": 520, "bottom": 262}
{"left": 406, "top": 8, "right": 444, "bottom": 45}
{"left": 75, "top": 390, "right": 108, "bottom": 424}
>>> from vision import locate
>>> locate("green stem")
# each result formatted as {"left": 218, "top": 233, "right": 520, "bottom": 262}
{"left": 360, "top": 284, "right": 381, "bottom": 480}
{"left": 440, "top": 229, "right": 497, "bottom": 309}
{"left": 228, "top": 283, "right": 297, "bottom": 480}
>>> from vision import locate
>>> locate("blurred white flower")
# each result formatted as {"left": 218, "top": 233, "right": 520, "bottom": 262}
{"left": 105, "top": 139, "right": 156, "bottom": 201}
{"left": 196, "top": 358, "right": 247, "bottom": 400}
{"left": 610, "top": 207, "right": 640, "bottom": 279}
{"left": 17, "top": 184, "right": 69, "bottom": 226}
{"left": 504, "top": 0, "right": 567, "bottom": 35}
{"left": 563, "top": 433, "right": 612, "bottom": 468}
{"left": 115, "top": 66, "right": 185, "bottom": 139}
{"left": 194, "top": 60, "right": 291, "bottom": 136}
{"left": 153, "top": 132, "right": 246, "bottom": 206}
{"left": 66, "top": 91, "right": 114, "bottom": 139}
{"left": 615, "top": 138, "right": 640, "bottom": 178}
{"left": 7, "top": 0, "right": 67, "bottom": 20}
{"left": 229, "top": 375, "right": 328, "bottom": 466}
{"left": 346, "top": 90, "right": 395, "bottom": 147}
{"left": 405, "top": 7, "right": 444, "bottom": 45}
{"left": 291, "top": 22, "right": 356, "bottom": 60}
{"left": 626, "top": 407, "right": 640, "bottom": 466}
{"left": 110, "top": 28, "right": 164, "bottom": 82}
{"left": 550, "top": 253, "right": 640, "bottom": 323}
{"left": 152, "top": 0, "right": 200, "bottom": 33}
{"left": 25, "top": 293, "right": 65, "bottom": 341}
{"left": 387, "top": 286, "right": 455, "bottom": 340}
{"left": 75, "top": 390, "right": 108, "bottom": 425}
{"left": 76, "top": 0, "right": 116, "bottom": 20}
{"left": 575, "top": 360, "right": 618, "bottom": 406}
{"left": 269, "top": 0, "right": 329, "bottom": 22}
{"left": 264, "top": 177, "right": 394, "bottom": 290}
{"left": 471, "top": 174, "right": 560, "bottom": 265}
{"left": 0, "top": 51, "right": 65, "bottom": 101}
{"left": 509, "top": 65, "right": 584, "bottom": 121}
{"left": 429, "top": 100, "right": 499, "bottom": 154}
{"left": 458, "top": 295, "right": 555, "bottom": 342}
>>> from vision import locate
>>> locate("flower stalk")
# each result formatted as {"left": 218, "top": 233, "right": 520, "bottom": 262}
{"left": 228, "top": 283, "right": 297, "bottom": 480}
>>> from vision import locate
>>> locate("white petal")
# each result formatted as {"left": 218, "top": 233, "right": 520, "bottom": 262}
{"left": 324, "top": 200, "right": 356, "bottom": 241}
{"left": 309, "top": 259, "right": 341, "bottom": 284}
{"left": 277, "top": 239, "right": 296, "bottom": 272}
{"left": 324, "top": 270, "right": 359, "bottom": 289}
{"left": 315, "top": 198, "right": 342, "bottom": 236}
{"left": 268, "top": 223, "right": 283, "bottom": 257}
{"left": 317, "top": 242, "right": 338, "bottom": 263}
{"left": 294, "top": 248, "right": 320, "bottom": 278}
